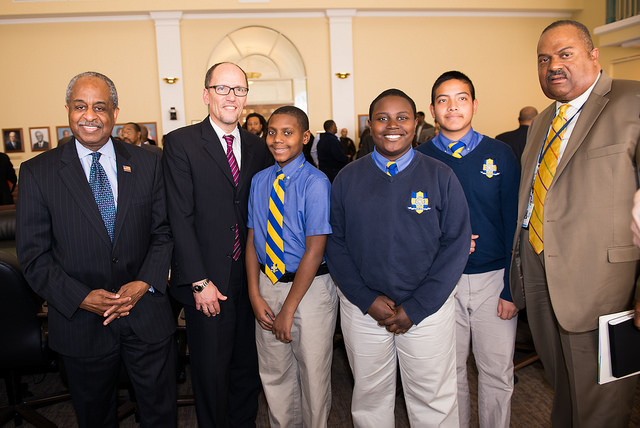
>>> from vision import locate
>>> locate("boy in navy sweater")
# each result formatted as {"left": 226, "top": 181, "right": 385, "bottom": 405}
{"left": 327, "top": 89, "right": 471, "bottom": 427}
{"left": 246, "top": 106, "right": 337, "bottom": 428}
{"left": 417, "top": 71, "right": 520, "bottom": 428}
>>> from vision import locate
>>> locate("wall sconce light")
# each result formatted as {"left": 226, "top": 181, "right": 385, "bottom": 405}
{"left": 163, "top": 77, "right": 179, "bottom": 84}
{"left": 246, "top": 72, "right": 262, "bottom": 79}
{"left": 335, "top": 72, "right": 351, "bottom": 79}
{"left": 169, "top": 107, "right": 177, "bottom": 120}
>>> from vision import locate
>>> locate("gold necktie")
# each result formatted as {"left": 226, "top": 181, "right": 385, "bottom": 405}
{"left": 529, "top": 104, "right": 570, "bottom": 254}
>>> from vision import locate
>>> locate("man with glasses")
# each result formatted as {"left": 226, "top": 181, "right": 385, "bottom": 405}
{"left": 163, "top": 62, "right": 270, "bottom": 427}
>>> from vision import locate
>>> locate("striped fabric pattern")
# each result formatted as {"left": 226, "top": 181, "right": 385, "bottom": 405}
{"left": 265, "top": 169, "right": 285, "bottom": 283}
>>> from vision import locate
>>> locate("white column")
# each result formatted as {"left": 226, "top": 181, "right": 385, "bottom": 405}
{"left": 150, "top": 11, "right": 186, "bottom": 135}
{"left": 326, "top": 9, "right": 356, "bottom": 139}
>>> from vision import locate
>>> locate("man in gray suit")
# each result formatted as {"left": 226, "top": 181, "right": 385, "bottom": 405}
{"left": 510, "top": 20, "right": 640, "bottom": 427}
{"left": 16, "top": 72, "right": 176, "bottom": 428}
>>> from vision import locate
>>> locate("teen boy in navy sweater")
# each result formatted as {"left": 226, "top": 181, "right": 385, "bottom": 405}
{"left": 246, "top": 106, "right": 337, "bottom": 428}
{"left": 327, "top": 89, "right": 471, "bottom": 427}
{"left": 417, "top": 71, "right": 520, "bottom": 428}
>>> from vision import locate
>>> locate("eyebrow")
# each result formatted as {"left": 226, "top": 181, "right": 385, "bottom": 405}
{"left": 436, "top": 92, "right": 470, "bottom": 98}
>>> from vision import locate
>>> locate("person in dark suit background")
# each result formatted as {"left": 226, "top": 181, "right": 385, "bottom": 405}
{"left": 495, "top": 106, "right": 538, "bottom": 165}
{"left": 339, "top": 127, "right": 356, "bottom": 161}
{"left": 510, "top": 21, "right": 640, "bottom": 427}
{"left": 413, "top": 111, "right": 434, "bottom": 146}
{"left": 317, "top": 119, "right": 348, "bottom": 182}
{"left": 0, "top": 152, "right": 16, "bottom": 204}
{"left": 121, "top": 122, "right": 162, "bottom": 156}
{"left": 163, "top": 62, "right": 270, "bottom": 427}
{"left": 16, "top": 72, "right": 176, "bottom": 427}
{"left": 32, "top": 130, "right": 50, "bottom": 150}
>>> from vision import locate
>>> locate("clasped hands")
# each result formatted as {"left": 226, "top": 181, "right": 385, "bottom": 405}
{"left": 368, "top": 295, "right": 412, "bottom": 335}
{"left": 79, "top": 280, "right": 150, "bottom": 326}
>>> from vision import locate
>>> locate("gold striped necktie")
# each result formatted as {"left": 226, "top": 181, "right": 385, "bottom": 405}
{"left": 529, "top": 104, "right": 570, "bottom": 254}
{"left": 266, "top": 169, "right": 285, "bottom": 283}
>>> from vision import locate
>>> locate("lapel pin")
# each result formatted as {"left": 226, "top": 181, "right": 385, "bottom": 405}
{"left": 123, "top": 165, "right": 131, "bottom": 173}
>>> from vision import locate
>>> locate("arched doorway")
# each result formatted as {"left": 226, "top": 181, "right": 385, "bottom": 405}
{"left": 207, "top": 26, "right": 308, "bottom": 122}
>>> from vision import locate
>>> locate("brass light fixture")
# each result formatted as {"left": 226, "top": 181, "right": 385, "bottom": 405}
{"left": 163, "top": 77, "right": 179, "bottom": 84}
{"left": 335, "top": 72, "right": 351, "bottom": 79}
{"left": 246, "top": 72, "right": 262, "bottom": 79}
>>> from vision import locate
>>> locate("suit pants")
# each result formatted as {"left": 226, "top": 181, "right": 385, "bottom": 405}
{"left": 256, "top": 272, "right": 338, "bottom": 428}
{"left": 519, "top": 228, "right": 637, "bottom": 428}
{"left": 455, "top": 270, "right": 517, "bottom": 428}
{"left": 62, "top": 314, "right": 176, "bottom": 428}
{"left": 339, "top": 289, "right": 459, "bottom": 428}
{"left": 184, "top": 259, "right": 260, "bottom": 428}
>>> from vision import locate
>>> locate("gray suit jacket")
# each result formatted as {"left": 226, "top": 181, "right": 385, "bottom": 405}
{"left": 510, "top": 72, "right": 640, "bottom": 332}
{"left": 16, "top": 139, "right": 174, "bottom": 357}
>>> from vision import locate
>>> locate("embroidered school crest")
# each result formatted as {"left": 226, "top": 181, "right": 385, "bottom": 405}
{"left": 481, "top": 158, "right": 500, "bottom": 178}
{"left": 408, "top": 191, "right": 430, "bottom": 214}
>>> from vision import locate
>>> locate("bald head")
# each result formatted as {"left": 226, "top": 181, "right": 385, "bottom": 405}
{"left": 518, "top": 106, "right": 538, "bottom": 126}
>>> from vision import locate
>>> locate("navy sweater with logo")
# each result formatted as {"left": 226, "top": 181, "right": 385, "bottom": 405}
{"left": 326, "top": 153, "right": 471, "bottom": 324}
{"left": 417, "top": 136, "right": 520, "bottom": 301}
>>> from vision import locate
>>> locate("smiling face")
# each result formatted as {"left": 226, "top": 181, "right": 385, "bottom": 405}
{"left": 430, "top": 79, "right": 477, "bottom": 142}
{"left": 266, "top": 113, "right": 310, "bottom": 168}
{"left": 369, "top": 95, "right": 416, "bottom": 161}
{"left": 66, "top": 76, "right": 119, "bottom": 151}
{"left": 203, "top": 63, "right": 248, "bottom": 134}
{"left": 537, "top": 24, "right": 600, "bottom": 102}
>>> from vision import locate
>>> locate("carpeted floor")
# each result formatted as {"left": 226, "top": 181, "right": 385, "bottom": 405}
{"left": 2, "top": 346, "right": 639, "bottom": 427}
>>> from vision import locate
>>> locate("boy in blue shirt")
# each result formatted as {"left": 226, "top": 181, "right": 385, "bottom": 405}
{"left": 246, "top": 106, "right": 337, "bottom": 428}
{"left": 417, "top": 71, "right": 520, "bottom": 428}
{"left": 327, "top": 89, "right": 471, "bottom": 427}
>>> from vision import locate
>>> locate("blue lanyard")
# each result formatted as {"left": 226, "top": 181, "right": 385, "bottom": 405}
{"left": 536, "top": 104, "right": 584, "bottom": 165}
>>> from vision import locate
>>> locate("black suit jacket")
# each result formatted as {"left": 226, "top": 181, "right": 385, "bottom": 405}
{"left": 496, "top": 125, "right": 529, "bottom": 166}
{"left": 0, "top": 152, "right": 16, "bottom": 204}
{"left": 163, "top": 118, "right": 270, "bottom": 306}
{"left": 317, "top": 132, "right": 348, "bottom": 182}
{"left": 16, "top": 139, "right": 174, "bottom": 358}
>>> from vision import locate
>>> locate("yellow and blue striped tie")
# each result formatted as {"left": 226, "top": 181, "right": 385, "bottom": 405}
{"left": 529, "top": 104, "right": 570, "bottom": 254}
{"left": 266, "top": 169, "right": 285, "bottom": 283}
{"left": 448, "top": 141, "right": 465, "bottom": 158}
{"left": 386, "top": 161, "right": 398, "bottom": 176}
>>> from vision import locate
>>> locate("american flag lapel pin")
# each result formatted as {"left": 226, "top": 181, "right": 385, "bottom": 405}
{"left": 123, "top": 165, "right": 132, "bottom": 173}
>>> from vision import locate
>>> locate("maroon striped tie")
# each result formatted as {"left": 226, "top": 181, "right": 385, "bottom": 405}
{"left": 223, "top": 134, "right": 241, "bottom": 260}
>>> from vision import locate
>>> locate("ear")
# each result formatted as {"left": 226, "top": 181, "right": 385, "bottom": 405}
{"left": 429, "top": 104, "right": 436, "bottom": 119}
{"left": 472, "top": 99, "right": 478, "bottom": 115}
{"left": 113, "top": 107, "right": 120, "bottom": 123}
{"left": 202, "top": 88, "right": 210, "bottom": 105}
{"left": 302, "top": 130, "right": 311, "bottom": 145}
{"left": 366, "top": 118, "right": 371, "bottom": 129}
{"left": 590, "top": 47, "right": 599, "bottom": 62}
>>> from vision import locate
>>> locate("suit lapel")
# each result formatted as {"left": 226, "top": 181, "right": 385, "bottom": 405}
{"left": 112, "top": 140, "right": 133, "bottom": 246}
{"left": 58, "top": 139, "right": 112, "bottom": 247}
{"left": 553, "top": 72, "right": 612, "bottom": 182}
{"left": 238, "top": 127, "right": 256, "bottom": 193}
{"left": 200, "top": 119, "right": 236, "bottom": 187}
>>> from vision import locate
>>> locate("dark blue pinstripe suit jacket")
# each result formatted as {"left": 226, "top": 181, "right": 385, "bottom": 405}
{"left": 16, "top": 139, "right": 174, "bottom": 358}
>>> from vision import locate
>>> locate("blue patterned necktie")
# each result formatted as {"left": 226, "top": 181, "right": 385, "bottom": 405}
{"left": 265, "top": 169, "right": 285, "bottom": 283}
{"left": 89, "top": 152, "right": 116, "bottom": 242}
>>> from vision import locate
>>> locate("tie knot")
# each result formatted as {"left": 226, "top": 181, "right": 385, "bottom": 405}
{"left": 223, "top": 134, "right": 234, "bottom": 148}
{"left": 276, "top": 169, "right": 284, "bottom": 178}
{"left": 386, "top": 161, "right": 398, "bottom": 176}
{"left": 558, "top": 104, "right": 570, "bottom": 118}
{"left": 90, "top": 152, "right": 101, "bottom": 163}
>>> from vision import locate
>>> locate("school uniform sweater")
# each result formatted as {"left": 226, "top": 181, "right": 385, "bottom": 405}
{"left": 326, "top": 152, "right": 471, "bottom": 324}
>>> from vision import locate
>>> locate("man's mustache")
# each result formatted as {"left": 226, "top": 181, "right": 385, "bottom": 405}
{"left": 546, "top": 69, "right": 567, "bottom": 81}
{"left": 78, "top": 121, "right": 103, "bottom": 128}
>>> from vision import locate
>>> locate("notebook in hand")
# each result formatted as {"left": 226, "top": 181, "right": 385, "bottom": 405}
{"left": 608, "top": 313, "right": 640, "bottom": 378}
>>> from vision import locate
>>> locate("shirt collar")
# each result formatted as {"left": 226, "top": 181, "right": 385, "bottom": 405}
{"left": 209, "top": 117, "right": 240, "bottom": 143}
{"left": 372, "top": 147, "right": 415, "bottom": 173}
{"left": 75, "top": 138, "right": 116, "bottom": 161}
{"left": 555, "top": 71, "right": 600, "bottom": 114}
{"left": 434, "top": 127, "right": 477, "bottom": 147}
{"left": 273, "top": 152, "right": 305, "bottom": 179}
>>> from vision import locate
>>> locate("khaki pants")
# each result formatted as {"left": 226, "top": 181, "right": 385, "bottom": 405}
{"left": 255, "top": 272, "right": 338, "bottom": 428}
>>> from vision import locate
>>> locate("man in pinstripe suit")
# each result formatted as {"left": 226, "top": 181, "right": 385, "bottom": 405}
{"left": 16, "top": 72, "right": 176, "bottom": 428}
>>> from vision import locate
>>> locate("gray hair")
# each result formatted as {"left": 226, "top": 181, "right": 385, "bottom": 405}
{"left": 65, "top": 71, "right": 118, "bottom": 109}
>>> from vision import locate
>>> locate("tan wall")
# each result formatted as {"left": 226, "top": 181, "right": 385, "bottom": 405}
{"left": 0, "top": 19, "right": 160, "bottom": 166}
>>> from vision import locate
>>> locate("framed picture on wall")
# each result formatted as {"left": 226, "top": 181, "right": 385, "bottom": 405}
{"left": 29, "top": 127, "right": 51, "bottom": 151}
{"left": 2, "top": 128, "right": 24, "bottom": 152}
{"left": 139, "top": 122, "right": 158, "bottom": 145}
{"left": 56, "top": 126, "right": 72, "bottom": 142}
{"left": 357, "top": 114, "right": 369, "bottom": 139}
{"left": 112, "top": 124, "right": 124, "bottom": 140}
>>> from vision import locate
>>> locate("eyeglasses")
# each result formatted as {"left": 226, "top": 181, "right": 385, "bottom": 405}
{"left": 205, "top": 85, "right": 249, "bottom": 97}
